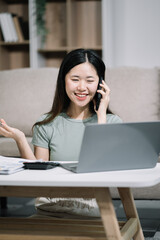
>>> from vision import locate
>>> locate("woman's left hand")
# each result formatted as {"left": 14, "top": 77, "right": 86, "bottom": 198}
{"left": 94, "top": 80, "right": 111, "bottom": 123}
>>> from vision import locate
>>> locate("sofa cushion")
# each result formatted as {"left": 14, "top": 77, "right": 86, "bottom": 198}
{"left": 107, "top": 67, "right": 160, "bottom": 122}
{"left": 110, "top": 183, "right": 160, "bottom": 200}
{"left": 0, "top": 68, "right": 58, "bottom": 136}
{"left": 0, "top": 137, "right": 33, "bottom": 157}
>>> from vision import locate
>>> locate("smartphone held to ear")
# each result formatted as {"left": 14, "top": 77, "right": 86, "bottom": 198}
{"left": 95, "top": 76, "right": 103, "bottom": 111}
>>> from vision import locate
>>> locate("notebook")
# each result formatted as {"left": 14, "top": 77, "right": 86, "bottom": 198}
{"left": 61, "top": 121, "right": 160, "bottom": 173}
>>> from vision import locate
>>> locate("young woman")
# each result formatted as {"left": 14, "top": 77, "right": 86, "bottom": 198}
{"left": 0, "top": 49, "right": 121, "bottom": 161}
{"left": 0, "top": 49, "right": 122, "bottom": 217}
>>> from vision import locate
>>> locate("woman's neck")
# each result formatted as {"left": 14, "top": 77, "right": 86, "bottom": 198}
{"left": 66, "top": 104, "right": 92, "bottom": 120}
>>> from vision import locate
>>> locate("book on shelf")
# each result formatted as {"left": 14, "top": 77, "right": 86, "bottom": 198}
{"left": 18, "top": 17, "right": 29, "bottom": 40}
{"left": 0, "top": 12, "right": 28, "bottom": 43}
{"left": 0, "top": 12, "right": 17, "bottom": 42}
{"left": 7, "top": 12, "right": 18, "bottom": 42}
{"left": 0, "top": 13, "right": 10, "bottom": 42}
{"left": 12, "top": 15, "right": 24, "bottom": 42}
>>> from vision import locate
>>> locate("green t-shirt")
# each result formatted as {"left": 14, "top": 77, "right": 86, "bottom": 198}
{"left": 32, "top": 113, "right": 122, "bottom": 161}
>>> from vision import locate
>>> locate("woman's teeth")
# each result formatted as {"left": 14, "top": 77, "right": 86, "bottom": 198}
{"left": 76, "top": 94, "right": 86, "bottom": 97}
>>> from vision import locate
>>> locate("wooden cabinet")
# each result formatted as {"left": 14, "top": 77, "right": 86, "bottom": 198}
{"left": 0, "top": 0, "right": 102, "bottom": 70}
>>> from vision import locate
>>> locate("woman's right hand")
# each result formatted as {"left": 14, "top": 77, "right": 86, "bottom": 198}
{"left": 0, "top": 119, "right": 24, "bottom": 142}
{"left": 0, "top": 118, "right": 36, "bottom": 160}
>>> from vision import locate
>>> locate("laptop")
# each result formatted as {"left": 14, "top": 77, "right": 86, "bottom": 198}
{"left": 61, "top": 121, "right": 160, "bottom": 173}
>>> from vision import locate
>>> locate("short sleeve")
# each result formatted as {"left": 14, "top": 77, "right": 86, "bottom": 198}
{"left": 107, "top": 114, "right": 123, "bottom": 124}
{"left": 32, "top": 124, "right": 50, "bottom": 149}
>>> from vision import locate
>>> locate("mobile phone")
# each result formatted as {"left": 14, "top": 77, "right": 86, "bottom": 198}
{"left": 95, "top": 76, "right": 103, "bottom": 111}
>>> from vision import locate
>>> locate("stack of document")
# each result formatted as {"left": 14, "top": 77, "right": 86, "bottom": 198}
{"left": 0, "top": 156, "right": 24, "bottom": 175}
{"left": 0, "top": 156, "right": 43, "bottom": 175}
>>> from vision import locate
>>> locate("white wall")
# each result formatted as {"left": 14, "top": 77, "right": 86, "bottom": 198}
{"left": 102, "top": 0, "right": 160, "bottom": 67}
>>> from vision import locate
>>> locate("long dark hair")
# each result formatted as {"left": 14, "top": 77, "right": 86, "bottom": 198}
{"left": 34, "top": 48, "right": 110, "bottom": 126}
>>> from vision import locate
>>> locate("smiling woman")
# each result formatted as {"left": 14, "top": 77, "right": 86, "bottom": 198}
{"left": 0, "top": 48, "right": 122, "bottom": 162}
{"left": 0, "top": 48, "right": 122, "bottom": 218}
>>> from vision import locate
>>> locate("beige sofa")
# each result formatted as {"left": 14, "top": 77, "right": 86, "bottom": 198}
{"left": 0, "top": 67, "right": 160, "bottom": 199}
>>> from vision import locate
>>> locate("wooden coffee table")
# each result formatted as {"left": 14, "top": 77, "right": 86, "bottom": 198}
{"left": 0, "top": 164, "right": 160, "bottom": 240}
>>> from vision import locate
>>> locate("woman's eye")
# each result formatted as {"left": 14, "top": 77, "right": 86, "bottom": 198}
{"left": 87, "top": 80, "right": 94, "bottom": 83}
{"left": 72, "top": 79, "right": 79, "bottom": 82}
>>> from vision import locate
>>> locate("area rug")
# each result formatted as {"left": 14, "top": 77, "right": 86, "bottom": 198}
{"left": 146, "top": 232, "right": 160, "bottom": 240}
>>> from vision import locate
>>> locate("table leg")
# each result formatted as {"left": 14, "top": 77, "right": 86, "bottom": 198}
{"left": 95, "top": 187, "right": 122, "bottom": 240}
{"left": 118, "top": 188, "right": 144, "bottom": 240}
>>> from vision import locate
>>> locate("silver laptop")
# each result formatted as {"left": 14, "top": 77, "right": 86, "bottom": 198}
{"left": 61, "top": 121, "right": 160, "bottom": 173}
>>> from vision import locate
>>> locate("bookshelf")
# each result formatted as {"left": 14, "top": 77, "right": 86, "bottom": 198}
{"left": 0, "top": 0, "right": 29, "bottom": 70}
{"left": 35, "top": 0, "right": 102, "bottom": 68}
{"left": 0, "top": 0, "right": 103, "bottom": 70}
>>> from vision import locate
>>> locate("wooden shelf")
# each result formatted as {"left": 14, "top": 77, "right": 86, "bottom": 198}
{"left": 68, "top": 46, "right": 102, "bottom": 51}
{"left": 38, "top": 47, "right": 68, "bottom": 53}
{"left": 4, "top": 0, "right": 28, "bottom": 3}
{"left": 0, "top": 41, "right": 29, "bottom": 46}
{"left": 38, "top": 45, "right": 102, "bottom": 53}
